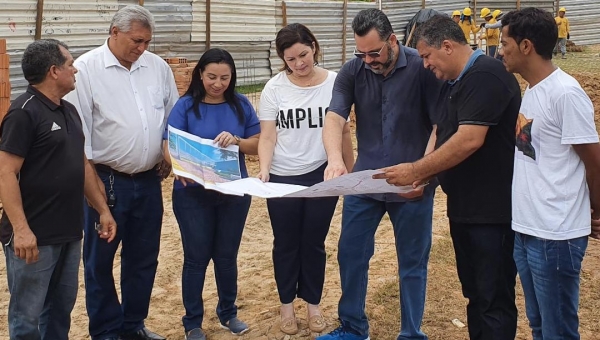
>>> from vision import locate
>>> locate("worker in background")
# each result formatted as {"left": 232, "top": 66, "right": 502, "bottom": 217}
{"left": 452, "top": 10, "right": 461, "bottom": 24}
{"left": 479, "top": 8, "right": 500, "bottom": 57}
{"left": 554, "top": 7, "right": 570, "bottom": 59}
{"left": 459, "top": 8, "right": 481, "bottom": 45}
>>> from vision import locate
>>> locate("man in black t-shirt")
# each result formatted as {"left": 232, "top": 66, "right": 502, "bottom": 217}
{"left": 0, "top": 39, "right": 116, "bottom": 340}
{"left": 374, "top": 15, "right": 520, "bottom": 340}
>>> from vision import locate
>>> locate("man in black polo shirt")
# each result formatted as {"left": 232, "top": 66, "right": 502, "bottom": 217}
{"left": 375, "top": 15, "right": 521, "bottom": 340}
{"left": 0, "top": 39, "right": 116, "bottom": 340}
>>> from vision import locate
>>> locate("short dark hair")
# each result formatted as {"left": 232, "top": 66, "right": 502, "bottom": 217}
{"left": 352, "top": 8, "right": 393, "bottom": 40}
{"left": 415, "top": 14, "right": 467, "bottom": 47}
{"left": 275, "top": 23, "right": 320, "bottom": 72}
{"left": 185, "top": 48, "right": 245, "bottom": 124}
{"left": 501, "top": 8, "right": 557, "bottom": 60}
{"left": 22, "top": 39, "right": 69, "bottom": 85}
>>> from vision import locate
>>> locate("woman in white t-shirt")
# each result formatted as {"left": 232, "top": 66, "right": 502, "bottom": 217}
{"left": 257, "top": 23, "right": 354, "bottom": 335}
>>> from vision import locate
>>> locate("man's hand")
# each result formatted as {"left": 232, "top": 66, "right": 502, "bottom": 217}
{"left": 324, "top": 160, "right": 348, "bottom": 180}
{"left": 591, "top": 209, "right": 600, "bottom": 239}
{"left": 13, "top": 226, "right": 39, "bottom": 264}
{"left": 372, "top": 163, "right": 418, "bottom": 186}
{"left": 156, "top": 160, "right": 172, "bottom": 179}
{"left": 97, "top": 212, "right": 117, "bottom": 243}
{"left": 398, "top": 178, "right": 431, "bottom": 199}
{"left": 480, "top": 23, "right": 486, "bottom": 29}
{"left": 567, "top": 33, "right": 570, "bottom": 40}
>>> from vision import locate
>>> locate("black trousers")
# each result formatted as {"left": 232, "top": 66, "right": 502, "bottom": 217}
{"left": 267, "top": 163, "right": 338, "bottom": 305}
{"left": 449, "top": 221, "right": 518, "bottom": 340}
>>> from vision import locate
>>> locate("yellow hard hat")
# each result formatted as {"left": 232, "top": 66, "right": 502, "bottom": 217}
{"left": 452, "top": 10, "right": 461, "bottom": 16}
{"left": 559, "top": 7, "right": 566, "bottom": 12}
{"left": 463, "top": 8, "right": 472, "bottom": 16}
{"left": 492, "top": 10, "right": 503, "bottom": 19}
{"left": 480, "top": 8, "right": 491, "bottom": 18}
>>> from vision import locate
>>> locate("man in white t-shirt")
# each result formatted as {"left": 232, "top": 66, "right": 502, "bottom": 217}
{"left": 500, "top": 8, "right": 600, "bottom": 339}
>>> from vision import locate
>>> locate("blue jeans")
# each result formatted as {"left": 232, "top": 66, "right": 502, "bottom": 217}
{"left": 338, "top": 193, "right": 433, "bottom": 339}
{"left": 487, "top": 46, "right": 497, "bottom": 57}
{"left": 172, "top": 186, "right": 251, "bottom": 332}
{"left": 554, "top": 38, "right": 567, "bottom": 56}
{"left": 4, "top": 240, "right": 81, "bottom": 340}
{"left": 514, "top": 232, "right": 587, "bottom": 340}
{"left": 84, "top": 168, "right": 163, "bottom": 340}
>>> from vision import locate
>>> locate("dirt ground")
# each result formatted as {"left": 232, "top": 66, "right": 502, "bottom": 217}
{"left": 2, "top": 47, "right": 600, "bottom": 340}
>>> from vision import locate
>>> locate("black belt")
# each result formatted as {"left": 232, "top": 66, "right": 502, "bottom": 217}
{"left": 94, "top": 164, "right": 154, "bottom": 178}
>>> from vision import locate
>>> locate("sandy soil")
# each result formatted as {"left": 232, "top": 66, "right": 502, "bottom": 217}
{"left": 2, "top": 60, "right": 600, "bottom": 340}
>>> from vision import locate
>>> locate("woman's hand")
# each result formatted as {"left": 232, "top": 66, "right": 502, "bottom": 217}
{"left": 214, "top": 131, "right": 238, "bottom": 148}
{"left": 257, "top": 169, "right": 270, "bottom": 183}
{"left": 175, "top": 175, "right": 196, "bottom": 187}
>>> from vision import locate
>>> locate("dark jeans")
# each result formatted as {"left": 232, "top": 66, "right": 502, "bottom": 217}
{"left": 172, "top": 185, "right": 251, "bottom": 332}
{"left": 487, "top": 46, "right": 497, "bottom": 57}
{"left": 449, "top": 221, "right": 517, "bottom": 340}
{"left": 4, "top": 240, "right": 81, "bottom": 340}
{"left": 514, "top": 232, "right": 587, "bottom": 340}
{"left": 338, "top": 192, "right": 434, "bottom": 339}
{"left": 267, "top": 164, "right": 338, "bottom": 305}
{"left": 84, "top": 168, "right": 163, "bottom": 340}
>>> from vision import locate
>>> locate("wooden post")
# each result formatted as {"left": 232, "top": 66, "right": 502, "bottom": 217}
{"left": 138, "top": 0, "right": 144, "bottom": 5}
{"left": 206, "top": 0, "right": 211, "bottom": 50}
{"left": 517, "top": 0, "right": 521, "bottom": 10}
{"left": 342, "top": 0, "right": 348, "bottom": 63}
{"left": 282, "top": 1, "right": 288, "bottom": 28}
{"left": 554, "top": 0, "right": 559, "bottom": 14}
{"left": 473, "top": 0, "right": 478, "bottom": 45}
{"left": 421, "top": 0, "right": 426, "bottom": 9}
{"left": 35, "top": 0, "right": 44, "bottom": 40}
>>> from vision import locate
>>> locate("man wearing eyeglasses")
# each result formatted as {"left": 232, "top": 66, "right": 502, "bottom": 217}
{"left": 319, "top": 8, "right": 444, "bottom": 340}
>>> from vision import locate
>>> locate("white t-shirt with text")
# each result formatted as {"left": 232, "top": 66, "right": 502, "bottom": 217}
{"left": 258, "top": 70, "right": 336, "bottom": 176}
{"left": 512, "top": 68, "right": 598, "bottom": 240}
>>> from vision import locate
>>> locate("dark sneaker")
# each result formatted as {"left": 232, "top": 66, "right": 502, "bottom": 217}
{"left": 220, "top": 317, "right": 249, "bottom": 335}
{"left": 316, "top": 326, "right": 370, "bottom": 340}
{"left": 185, "top": 328, "right": 206, "bottom": 340}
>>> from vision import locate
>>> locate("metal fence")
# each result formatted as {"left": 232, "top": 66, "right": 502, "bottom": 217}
{"left": 2, "top": 0, "right": 598, "bottom": 99}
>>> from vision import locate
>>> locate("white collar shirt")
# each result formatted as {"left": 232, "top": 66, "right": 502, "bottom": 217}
{"left": 65, "top": 40, "right": 179, "bottom": 174}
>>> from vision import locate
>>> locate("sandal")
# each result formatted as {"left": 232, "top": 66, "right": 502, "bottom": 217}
{"left": 308, "top": 314, "right": 326, "bottom": 333}
{"left": 280, "top": 316, "right": 298, "bottom": 335}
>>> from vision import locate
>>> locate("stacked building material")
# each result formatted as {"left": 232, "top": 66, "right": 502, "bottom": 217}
{"left": 165, "top": 57, "right": 194, "bottom": 97}
{"left": 0, "top": 39, "right": 9, "bottom": 122}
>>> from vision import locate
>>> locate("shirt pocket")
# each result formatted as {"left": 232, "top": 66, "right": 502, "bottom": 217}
{"left": 147, "top": 86, "right": 165, "bottom": 110}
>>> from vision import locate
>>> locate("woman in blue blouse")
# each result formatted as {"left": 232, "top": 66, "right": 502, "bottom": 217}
{"left": 163, "top": 48, "right": 260, "bottom": 340}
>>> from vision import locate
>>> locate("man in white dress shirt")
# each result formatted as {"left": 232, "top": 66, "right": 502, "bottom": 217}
{"left": 65, "top": 5, "right": 178, "bottom": 340}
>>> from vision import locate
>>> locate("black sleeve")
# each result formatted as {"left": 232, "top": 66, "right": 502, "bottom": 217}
{"left": 456, "top": 71, "right": 516, "bottom": 126}
{"left": 0, "top": 109, "right": 35, "bottom": 158}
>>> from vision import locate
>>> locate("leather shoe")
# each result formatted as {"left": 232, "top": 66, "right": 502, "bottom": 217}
{"left": 120, "top": 327, "right": 166, "bottom": 340}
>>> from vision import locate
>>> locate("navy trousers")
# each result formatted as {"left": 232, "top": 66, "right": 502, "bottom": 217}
{"left": 84, "top": 167, "right": 163, "bottom": 340}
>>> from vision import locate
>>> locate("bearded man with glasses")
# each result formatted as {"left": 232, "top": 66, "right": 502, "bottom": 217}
{"left": 318, "top": 8, "right": 445, "bottom": 340}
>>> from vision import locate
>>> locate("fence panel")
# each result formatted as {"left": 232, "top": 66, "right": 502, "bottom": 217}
{"left": 560, "top": 0, "right": 600, "bottom": 46}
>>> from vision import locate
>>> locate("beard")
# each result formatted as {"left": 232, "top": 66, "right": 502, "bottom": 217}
{"left": 368, "top": 44, "right": 394, "bottom": 75}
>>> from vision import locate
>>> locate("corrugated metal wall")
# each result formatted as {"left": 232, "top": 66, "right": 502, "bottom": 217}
{"left": 383, "top": 0, "right": 423, "bottom": 42}
{"left": 560, "top": 0, "right": 600, "bottom": 46}
{"left": 145, "top": 0, "right": 196, "bottom": 58}
{"left": 2, "top": 0, "right": 39, "bottom": 99}
{"left": 271, "top": 0, "right": 376, "bottom": 76}
{"left": 3, "top": 0, "right": 599, "bottom": 99}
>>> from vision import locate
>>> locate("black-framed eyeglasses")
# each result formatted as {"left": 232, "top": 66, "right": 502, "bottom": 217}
{"left": 353, "top": 34, "right": 392, "bottom": 59}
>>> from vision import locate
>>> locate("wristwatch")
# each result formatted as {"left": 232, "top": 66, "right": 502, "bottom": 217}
{"left": 233, "top": 135, "right": 241, "bottom": 145}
